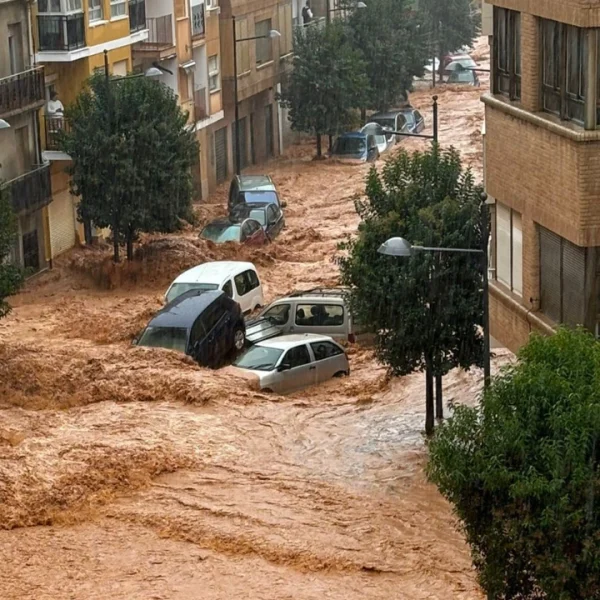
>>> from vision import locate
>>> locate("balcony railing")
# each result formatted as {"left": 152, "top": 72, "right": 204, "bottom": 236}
{"left": 5, "top": 164, "right": 52, "bottom": 215}
{"left": 141, "top": 15, "right": 174, "bottom": 49}
{"left": 194, "top": 87, "right": 208, "bottom": 121}
{"left": 129, "top": 0, "right": 146, "bottom": 32}
{"left": 0, "top": 68, "right": 45, "bottom": 117}
{"left": 44, "top": 116, "right": 70, "bottom": 151}
{"left": 191, "top": 3, "right": 205, "bottom": 38}
{"left": 38, "top": 14, "right": 86, "bottom": 52}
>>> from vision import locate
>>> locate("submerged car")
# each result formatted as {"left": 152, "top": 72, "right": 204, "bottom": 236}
{"left": 228, "top": 174, "right": 285, "bottom": 213}
{"left": 200, "top": 218, "right": 268, "bottom": 246}
{"left": 331, "top": 132, "right": 379, "bottom": 162}
{"left": 230, "top": 202, "right": 285, "bottom": 241}
{"left": 135, "top": 290, "right": 246, "bottom": 368}
{"left": 360, "top": 122, "right": 390, "bottom": 155}
{"left": 369, "top": 111, "right": 411, "bottom": 145}
{"left": 164, "top": 261, "right": 264, "bottom": 314}
{"left": 231, "top": 333, "right": 349, "bottom": 394}
{"left": 447, "top": 67, "right": 480, "bottom": 87}
{"left": 396, "top": 107, "right": 425, "bottom": 134}
{"left": 444, "top": 53, "right": 477, "bottom": 76}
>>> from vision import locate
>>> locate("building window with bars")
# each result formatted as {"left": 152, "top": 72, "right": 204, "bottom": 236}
{"left": 495, "top": 203, "right": 523, "bottom": 296}
{"left": 208, "top": 54, "right": 220, "bottom": 92}
{"left": 541, "top": 19, "right": 586, "bottom": 124}
{"left": 89, "top": 0, "right": 103, "bottom": 21}
{"left": 110, "top": 0, "right": 126, "bottom": 17}
{"left": 255, "top": 18, "right": 272, "bottom": 65}
{"left": 493, "top": 7, "right": 520, "bottom": 100}
{"left": 539, "top": 227, "right": 587, "bottom": 326}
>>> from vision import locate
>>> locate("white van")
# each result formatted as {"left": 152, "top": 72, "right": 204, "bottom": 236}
{"left": 165, "top": 261, "right": 264, "bottom": 314}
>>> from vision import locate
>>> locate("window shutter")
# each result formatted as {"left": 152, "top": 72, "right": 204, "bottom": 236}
{"left": 540, "top": 227, "right": 562, "bottom": 323}
{"left": 562, "top": 239, "right": 586, "bottom": 326}
{"left": 496, "top": 203, "right": 511, "bottom": 287}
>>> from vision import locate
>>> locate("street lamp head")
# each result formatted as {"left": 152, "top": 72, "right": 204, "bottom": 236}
{"left": 0, "top": 119, "right": 10, "bottom": 130}
{"left": 144, "top": 66, "right": 164, "bottom": 78}
{"left": 378, "top": 237, "right": 413, "bottom": 257}
{"left": 267, "top": 29, "right": 281, "bottom": 38}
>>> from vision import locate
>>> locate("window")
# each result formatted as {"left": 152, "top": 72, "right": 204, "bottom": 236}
{"left": 89, "top": 0, "right": 103, "bottom": 21}
{"left": 112, "top": 59, "right": 127, "bottom": 76}
{"left": 494, "top": 7, "right": 520, "bottom": 99}
{"left": 283, "top": 345, "right": 311, "bottom": 368}
{"left": 262, "top": 303, "right": 290, "bottom": 325}
{"left": 235, "top": 18, "right": 251, "bottom": 74}
{"left": 223, "top": 280, "right": 233, "bottom": 298}
{"left": 255, "top": 19, "right": 273, "bottom": 65}
{"left": 208, "top": 54, "right": 220, "bottom": 92}
{"left": 295, "top": 304, "right": 345, "bottom": 326}
{"left": 247, "top": 269, "right": 260, "bottom": 289}
{"left": 38, "top": 0, "right": 62, "bottom": 12}
{"left": 8, "top": 24, "right": 24, "bottom": 75}
{"left": 267, "top": 205, "right": 279, "bottom": 224}
{"left": 495, "top": 204, "right": 522, "bottom": 296}
{"left": 542, "top": 19, "right": 585, "bottom": 124}
{"left": 310, "top": 341, "right": 343, "bottom": 361}
{"left": 540, "top": 227, "right": 587, "bottom": 326}
{"left": 206, "top": 0, "right": 218, "bottom": 9}
{"left": 234, "top": 272, "right": 249, "bottom": 296}
{"left": 110, "top": 0, "right": 125, "bottom": 17}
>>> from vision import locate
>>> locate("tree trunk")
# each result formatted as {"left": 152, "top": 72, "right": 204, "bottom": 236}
{"left": 126, "top": 226, "right": 134, "bottom": 261}
{"left": 360, "top": 107, "right": 367, "bottom": 124}
{"left": 83, "top": 219, "right": 93, "bottom": 245}
{"left": 435, "top": 373, "right": 443, "bottom": 420}
{"left": 425, "top": 362, "right": 434, "bottom": 436}
{"left": 328, "top": 134, "right": 333, "bottom": 153}
{"left": 316, "top": 133, "right": 322, "bottom": 157}
{"left": 112, "top": 220, "right": 120, "bottom": 263}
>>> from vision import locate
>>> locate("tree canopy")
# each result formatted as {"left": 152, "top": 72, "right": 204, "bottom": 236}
{"left": 428, "top": 327, "right": 600, "bottom": 600}
{"left": 347, "top": 0, "right": 428, "bottom": 112}
{"left": 60, "top": 72, "right": 198, "bottom": 261}
{"left": 279, "top": 21, "right": 367, "bottom": 156}
{"left": 338, "top": 146, "right": 486, "bottom": 434}
{"left": 0, "top": 184, "right": 24, "bottom": 318}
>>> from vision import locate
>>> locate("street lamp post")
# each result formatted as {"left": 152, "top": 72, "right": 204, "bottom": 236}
{"left": 326, "top": 0, "right": 366, "bottom": 24}
{"left": 377, "top": 216, "right": 492, "bottom": 389}
{"left": 232, "top": 18, "right": 280, "bottom": 175}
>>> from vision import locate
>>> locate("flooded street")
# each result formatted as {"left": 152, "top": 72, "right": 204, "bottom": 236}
{"left": 0, "top": 40, "right": 498, "bottom": 599}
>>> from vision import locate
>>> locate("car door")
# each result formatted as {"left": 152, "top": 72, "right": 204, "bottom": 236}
{"left": 266, "top": 204, "right": 283, "bottom": 239}
{"left": 190, "top": 316, "right": 208, "bottom": 365}
{"left": 292, "top": 302, "right": 347, "bottom": 339}
{"left": 275, "top": 344, "right": 316, "bottom": 394}
{"left": 246, "top": 219, "right": 267, "bottom": 245}
{"left": 200, "top": 301, "right": 228, "bottom": 367}
{"left": 245, "top": 268, "right": 264, "bottom": 310}
{"left": 309, "top": 340, "right": 347, "bottom": 383}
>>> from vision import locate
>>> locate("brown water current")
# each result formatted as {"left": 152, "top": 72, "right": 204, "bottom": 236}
{"left": 0, "top": 39, "right": 504, "bottom": 599}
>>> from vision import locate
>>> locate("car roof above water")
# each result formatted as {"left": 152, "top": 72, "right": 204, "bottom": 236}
{"left": 256, "top": 333, "right": 335, "bottom": 350}
{"left": 173, "top": 261, "right": 255, "bottom": 285}
{"left": 149, "top": 290, "right": 224, "bottom": 328}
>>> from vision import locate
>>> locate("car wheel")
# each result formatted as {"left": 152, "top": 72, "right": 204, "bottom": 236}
{"left": 233, "top": 327, "right": 246, "bottom": 352}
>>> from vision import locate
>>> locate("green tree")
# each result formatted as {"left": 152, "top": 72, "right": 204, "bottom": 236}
{"left": 0, "top": 184, "right": 25, "bottom": 318}
{"left": 279, "top": 21, "right": 367, "bottom": 157}
{"left": 419, "top": 0, "right": 479, "bottom": 81}
{"left": 347, "top": 0, "right": 428, "bottom": 114}
{"left": 428, "top": 328, "right": 600, "bottom": 600}
{"left": 61, "top": 72, "right": 198, "bottom": 262}
{"left": 338, "top": 146, "right": 486, "bottom": 435}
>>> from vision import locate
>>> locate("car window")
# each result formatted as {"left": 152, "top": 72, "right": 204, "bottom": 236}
{"left": 235, "top": 272, "right": 249, "bottom": 296}
{"left": 242, "top": 191, "right": 279, "bottom": 206}
{"left": 295, "top": 303, "right": 345, "bottom": 327}
{"left": 310, "top": 341, "right": 344, "bottom": 361}
{"left": 283, "top": 344, "right": 311, "bottom": 368}
{"left": 249, "top": 208, "right": 266, "bottom": 226}
{"left": 165, "top": 282, "right": 218, "bottom": 304}
{"left": 266, "top": 205, "right": 278, "bottom": 224}
{"left": 223, "top": 279, "right": 233, "bottom": 298}
{"left": 414, "top": 111, "right": 422, "bottom": 122}
{"left": 404, "top": 111, "right": 415, "bottom": 125}
{"left": 246, "top": 269, "right": 260, "bottom": 289}
{"left": 262, "top": 303, "right": 290, "bottom": 325}
{"left": 200, "top": 302, "right": 223, "bottom": 333}
{"left": 246, "top": 220, "right": 261, "bottom": 235}
{"left": 191, "top": 316, "right": 206, "bottom": 343}
{"left": 138, "top": 326, "right": 188, "bottom": 353}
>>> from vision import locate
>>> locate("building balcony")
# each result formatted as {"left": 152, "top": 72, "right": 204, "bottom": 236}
{"left": 41, "top": 116, "right": 72, "bottom": 160}
{"left": 5, "top": 164, "right": 52, "bottom": 216}
{"left": 0, "top": 67, "right": 45, "bottom": 118}
{"left": 191, "top": 3, "right": 205, "bottom": 40}
{"left": 129, "top": 0, "right": 147, "bottom": 32}
{"left": 37, "top": 13, "right": 86, "bottom": 52}
{"left": 134, "top": 15, "right": 175, "bottom": 59}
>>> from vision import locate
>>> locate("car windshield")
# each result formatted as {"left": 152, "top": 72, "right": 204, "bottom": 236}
{"left": 334, "top": 137, "right": 366, "bottom": 155}
{"left": 233, "top": 345, "right": 284, "bottom": 371}
{"left": 165, "top": 283, "right": 218, "bottom": 304}
{"left": 137, "top": 326, "right": 188, "bottom": 353}
{"left": 201, "top": 223, "right": 241, "bottom": 243}
{"left": 372, "top": 117, "right": 396, "bottom": 131}
{"left": 449, "top": 71, "right": 473, "bottom": 83}
{"left": 241, "top": 191, "right": 279, "bottom": 205}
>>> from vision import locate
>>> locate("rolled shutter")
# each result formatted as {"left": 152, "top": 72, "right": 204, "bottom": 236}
{"left": 540, "top": 227, "right": 562, "bottom": 323}
{"left": 562, "top": 238, "right": 586, "bottom": 326}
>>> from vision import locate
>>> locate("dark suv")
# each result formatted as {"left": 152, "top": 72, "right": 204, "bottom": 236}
{"left": 136, "top": 290, "right": 245, "bottom": 368}
{"left": 228, "top": 174, "right": 285, "bottom": 213}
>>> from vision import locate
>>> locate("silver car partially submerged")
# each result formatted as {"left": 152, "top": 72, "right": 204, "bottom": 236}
{"left": 231, "top": 333, "right": 350, "bottom": 395}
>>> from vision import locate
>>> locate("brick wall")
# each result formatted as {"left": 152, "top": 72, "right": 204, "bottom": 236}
{"left": 520, "top": 13, "right": 540, "bottom": 112}
{"left": 489, "top": 0, "right": 600, "bottom": 27}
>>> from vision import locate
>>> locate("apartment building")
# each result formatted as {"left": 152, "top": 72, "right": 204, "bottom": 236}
{"left": 33, "top": 0, "right": 148, "bottom": 255}
{"left": 0, "top": 0, "right": 51, "bottom": 273}
{"left": 484, "top": 0, "right": 600, "bottom": 351}
{"left": 218, "top": 0, "right": 293, "bottom": 182}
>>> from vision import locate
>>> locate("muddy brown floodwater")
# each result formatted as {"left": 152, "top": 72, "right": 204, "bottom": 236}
{"left": 0, "top": 39, "right": 505, "bottom": 599}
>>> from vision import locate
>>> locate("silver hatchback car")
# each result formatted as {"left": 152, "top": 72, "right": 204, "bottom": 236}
{"left": 231, "top": 334, "right": 350, "bottom": 395}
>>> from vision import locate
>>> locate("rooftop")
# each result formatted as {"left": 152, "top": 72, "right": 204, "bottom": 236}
{"left": 256, "top": 333, "right": 335, "bottom": 350}
{"left": 149, "top": 290, "right": 222, "bottom": 328}
{"left": 172, "top": 261, "right": 256, "bottom": 285}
